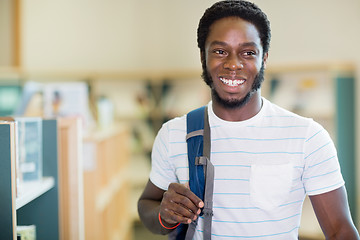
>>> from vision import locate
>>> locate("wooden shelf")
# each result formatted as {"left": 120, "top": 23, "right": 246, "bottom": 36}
{"left": 129, "top": 155, "right": 151, "bottom": 222}
{"left": 83, "top": 125, "right": 132, "bottom": 240}
{"left": 58, "top": 117, "right": 85, "bottom": 240}
{"left": 16, "top": 177, "right": 55, "bottom": 210}
{"left": 96, "top": 169, "right": 127, "bottom": 212}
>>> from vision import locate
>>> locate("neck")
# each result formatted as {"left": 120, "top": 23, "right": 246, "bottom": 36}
{"left": 212, "top": 91, "right": 262, "bottom": 122}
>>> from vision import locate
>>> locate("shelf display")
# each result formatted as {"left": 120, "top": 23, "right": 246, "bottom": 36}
{"left": 83, "top": 125, "right": 131, "bottom": 240}
{"left": 0, "top": 119, "right": 59, "bottom": 240}
{"left": 58, "top": 117, "right": 85, "bottom": 240}
{"left": 15, "top": 117, "right": 43, "bottom": 195}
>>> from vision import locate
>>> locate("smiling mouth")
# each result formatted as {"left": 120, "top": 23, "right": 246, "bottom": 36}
{"left": 219, "top": 77, "right": 246, "bottom": 87}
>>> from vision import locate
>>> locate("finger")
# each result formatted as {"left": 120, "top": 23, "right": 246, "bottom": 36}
{"left": 162, "top": 190, "right": 199, "bottom": 220}
{"left": 163, "top": 207, "right": 193, "bottom": 224}
{"left": 161, "top": 204, "right": 192, "bottom": 224}
{"left": 174, "top": 194, "right": 202, "bottom": 219}
{"left": 182, "top": 182, "right": 203, "bottom": 210}
{"left": 171, "top": 183, "right": 204, "bottom": 209}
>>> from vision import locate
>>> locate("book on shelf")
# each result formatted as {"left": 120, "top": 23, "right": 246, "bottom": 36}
{"left": 42, "top": 82, "right": 95, "bottom": 131}
{"left": 17, "top": 225, "right": 36, "bottom": 240}
{"left": 0, "top": 117, "right": 44, "bottom": 199}
{"left": 15, "top": 117, "right": 43, "bottom": 181}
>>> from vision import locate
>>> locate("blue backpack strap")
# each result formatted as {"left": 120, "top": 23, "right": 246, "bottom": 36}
{"left": 186, "top": 106, "right": 206, "bottom": 200}
{"left": 173, "top": 106, "right": 206, "bottom": 240}
{"left": 185, "top": 106, "right": 214, "bottom": 240}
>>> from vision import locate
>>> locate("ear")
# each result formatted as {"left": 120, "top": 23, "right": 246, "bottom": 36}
{"left": 262, "top": 52, "right": 269, "bottom": 69}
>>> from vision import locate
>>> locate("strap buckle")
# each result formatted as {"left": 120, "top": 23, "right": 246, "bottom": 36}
{"left": 195, "top": 156, "right": 208, "bottom": 166}
{"left": 202, "top": 207, "right": 213, "bottom": 217}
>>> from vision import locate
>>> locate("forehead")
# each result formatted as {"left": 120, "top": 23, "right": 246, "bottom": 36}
{"left": 206, "top": 17, "right": 261, "bottom": 47}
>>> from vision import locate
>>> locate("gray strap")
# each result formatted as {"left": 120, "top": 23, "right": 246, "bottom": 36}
{"left": 185, "top": 106, "right": 213, "bottom": 240}
{"left": 203, "top": 107, "right": 210, "bottom": 159}
{"left": 203, "top": 158, "right": 214, "bottom": 240}
{"left": 202, "top": 107, "right": 213, "bottom": 239}
{"left": 186, "top": 129, "right": 204, "bottom": 141}
{"left": 184, "top": 160, "right": 214, "bottom": 240}
{"left": 184, "top": 219, "right": 198, "bottom": 240}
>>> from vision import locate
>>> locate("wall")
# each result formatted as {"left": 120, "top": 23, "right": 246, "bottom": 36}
{"left": 0, "top": 0, "right": 15, "bottom": 66}
{"left": 259, "top": 0, "right": 360, "bottom": 65}
{"left": 20, "top": 0, "right": 217, "bottom": 72}
{"left": 20, "top": 0, "right": 360, "bottom": 71}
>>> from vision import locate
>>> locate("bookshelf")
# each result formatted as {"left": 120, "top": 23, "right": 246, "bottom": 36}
{"left": 83, "top": 125, "right": 132, "bottom": 240}
{"left": 0, "top": 119, "right": 59, "bottom": 240}
{"left": 58, "top": 117, "right": 85, "bottom": 240}
{"left": 16, "top": 177, "right": 55, "bottom": 209}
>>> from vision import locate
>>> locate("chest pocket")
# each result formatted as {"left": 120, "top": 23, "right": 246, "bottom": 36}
{"left": 250, "top": 162, "right": 293, "bottom": 210}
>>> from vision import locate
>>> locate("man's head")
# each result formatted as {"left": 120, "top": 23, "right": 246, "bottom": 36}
{"left": 198, "top": 0, "right": 271, "bottom": 109}
{"left": 198, "top": 1, "right": 271, "bottom": 56}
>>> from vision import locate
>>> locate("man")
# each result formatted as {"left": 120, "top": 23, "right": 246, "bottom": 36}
{"left": 138, "top": 1, "right": 359, "bottom": 239}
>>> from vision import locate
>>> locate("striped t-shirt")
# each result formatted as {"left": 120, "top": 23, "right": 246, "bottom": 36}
{"left": 150, "top": 98, "right": 344, "bottom": 239}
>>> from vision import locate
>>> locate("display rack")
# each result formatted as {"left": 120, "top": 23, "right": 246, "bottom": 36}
{"left": 58, "top": 117, "right": 85, "bottom": 240}
{"left": 0, "top": 119, "right": 59, "bottom": 240}
{"left": 83, "top": 125, "right": 131, "bottom": 240}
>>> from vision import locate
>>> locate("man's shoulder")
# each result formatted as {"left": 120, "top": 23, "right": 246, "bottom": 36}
{"left": 265, "top": 99, "right": 313, "bottom": 121}
{"left": 263, "top": 98, "right": 322, "bottom": 131}
{"left": 160, "top": 114, "right": 187, "bottom": 135}
{"left": 160, "top": 105, "right": 209, "bottom": 135}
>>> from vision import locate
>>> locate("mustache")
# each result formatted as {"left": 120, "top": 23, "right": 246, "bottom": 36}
{"left": 201, "top": 62, "right": 266, "bottom": 91}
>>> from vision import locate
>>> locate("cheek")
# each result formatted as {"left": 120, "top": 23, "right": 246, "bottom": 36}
{"left": 246, "top": 60, "right": 263, "bottom": 75}
{"left": 248, "top": 65, "right": 259, "bottom": 75}
{"left": 206, "top": 58, "right": 222, "bottom": 75}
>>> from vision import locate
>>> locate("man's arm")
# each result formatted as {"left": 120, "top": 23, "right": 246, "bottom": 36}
{"left": 310, "top": 186, "right": 359, "bottom": 239}
{"left": 138, "top": 180, "right": 204, "bottom": 235}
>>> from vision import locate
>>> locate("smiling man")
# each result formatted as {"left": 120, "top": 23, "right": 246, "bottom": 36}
{"left": 137, "top": 1, "right": 359, "bottom": 239}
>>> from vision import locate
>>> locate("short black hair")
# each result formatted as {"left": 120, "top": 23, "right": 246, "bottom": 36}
{"left": 197, "top": 0, "right": 271, "bottom": 54}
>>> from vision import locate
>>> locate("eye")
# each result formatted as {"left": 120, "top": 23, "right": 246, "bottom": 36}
{"left": 213, "top": 49, "right": 227, "bottom": 55}
{"left": 243, "top": 51, "right": 256, "bottom": 56}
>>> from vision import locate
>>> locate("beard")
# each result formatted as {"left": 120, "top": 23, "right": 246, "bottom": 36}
{"left": 201, "top": 62, "right": 265, "bottom": 109}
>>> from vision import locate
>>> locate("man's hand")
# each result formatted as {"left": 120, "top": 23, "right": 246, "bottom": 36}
{"left": 159, "top": 183, "right": 204, "bottom": 226}
{"left": 138, "top": 180, "right": 204, "bottom": 234}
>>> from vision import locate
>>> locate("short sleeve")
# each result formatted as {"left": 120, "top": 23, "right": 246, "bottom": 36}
{"left": 302, "top": 120, "right": 345, "bottom": 196}
{"left": 149, "top": 122, "right": 178, "bottom": 190}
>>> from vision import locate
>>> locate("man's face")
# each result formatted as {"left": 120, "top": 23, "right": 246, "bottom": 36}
{"left": 202, "top": 17, "right": 268, "bottom": 109}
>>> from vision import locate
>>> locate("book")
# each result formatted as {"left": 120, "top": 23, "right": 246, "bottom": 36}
{"left": 15, "top": 117, "right": 42, "bottom": 190}
{"left": 17, "top": 225, "right": 36, "bottom": 240}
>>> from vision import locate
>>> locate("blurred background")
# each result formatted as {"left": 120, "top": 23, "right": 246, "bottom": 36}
{"left": 0, "top": 0, "right": 359, "bottom": 240}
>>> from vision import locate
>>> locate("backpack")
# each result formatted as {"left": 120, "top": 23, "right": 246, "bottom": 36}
{"left": 171, "top": 106, "right": 214, "bottom": 240}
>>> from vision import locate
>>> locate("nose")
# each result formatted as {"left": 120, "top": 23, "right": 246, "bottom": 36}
{"left": 223, "top": 55, "right": 243, "bottom": 70}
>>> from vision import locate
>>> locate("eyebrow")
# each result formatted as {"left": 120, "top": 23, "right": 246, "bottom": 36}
{"left": 209, "top": 41, "right": 259, "bottom": 49}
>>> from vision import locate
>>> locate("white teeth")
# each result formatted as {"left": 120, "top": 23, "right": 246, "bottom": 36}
{"left": 220, "top": 77, "right": 245, "bottom": 86}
